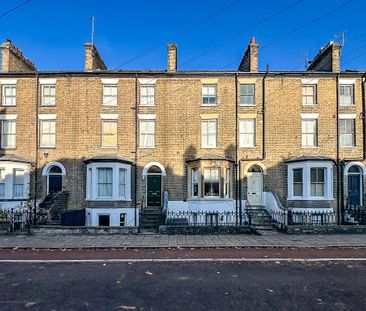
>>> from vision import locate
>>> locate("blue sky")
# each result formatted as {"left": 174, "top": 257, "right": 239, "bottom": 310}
{"left": 0, "top": 0, "right": 365, "bottom": 71}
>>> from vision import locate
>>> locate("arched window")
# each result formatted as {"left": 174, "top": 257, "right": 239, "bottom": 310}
{"left": 348, "top": 166, "right": 360, "bottom": 174}
{"left": 248, "top": 165, "right": 262, "bottom": 173}
{"left": 148, "top": 165, "right": 162, "bottom": 174}
{"left": 49, "top": 166, "right": 62, "bottom": 174}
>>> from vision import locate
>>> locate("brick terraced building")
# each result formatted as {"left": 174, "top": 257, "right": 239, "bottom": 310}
{"left": 0, "top": 38, "right": 365, "bottom": 228}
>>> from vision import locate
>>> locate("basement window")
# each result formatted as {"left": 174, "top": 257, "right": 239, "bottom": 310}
{"left": 98, "top": 214, "right": 110, "bottom": 226}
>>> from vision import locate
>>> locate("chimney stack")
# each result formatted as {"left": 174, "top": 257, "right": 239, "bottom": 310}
{"left": 167, "top": 43, "right": 177, "bottom": 72}
{"left": 307, "top": 41, "right": 341, "bottom": 72}
{"left": 0, "top": 39, "right": 36, "bottom": 73}
{"left": 84, "top": 43, "right": 107, "bottom": 71}
{"left": 238, "top": 37, "right": 259, "bottom": 72}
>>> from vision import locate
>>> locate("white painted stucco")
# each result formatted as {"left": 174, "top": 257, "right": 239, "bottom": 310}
{"left": 85, "top": 208, "right": 139, "bottom": 227}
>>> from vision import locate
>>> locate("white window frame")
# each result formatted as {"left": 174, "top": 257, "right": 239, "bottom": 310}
{"left": 39, "top": 119, "right": 56, "bottom": 148}
{"left": 239, "top": 119, "right": 256, "bottom": 148}
{"left": 1, "top": 119, "right": 16, "bottom": 149}
{"left": 239, "top": 84, "right": 255, "bottom": 106}
{"left": 86, "top": 162, "right": 132, "bottom": 201}
{"left": 41, "top": 84, "right": 56, "bottom": 106}
{"left": 101, "top": 119, "right": 118, "bottom": 148}
{"left": 302, "top": 84, "right": 317, "bottom": 106}
{"left": 140, "top": 84, "right": 155, "bottom": 106}
{"left": 191, "top": 168, "right": 200, "bottom": 198}
{"left": 0, "top": 168, "right": 5, "bottom": 198}
{"left": 339, "top": 84, "right": 355, "bottom": 107}
{"left": 203, "top": 167, "right": 221, "bottom": 198}
{"left": 287, "top": 161, "right": 333, "bottom": 201}
{"left": 138, "top": 115, "right": 156, "bottom": 148}
{"left": 339, "top": 117, "right": 355, "bottom": 147}
{"left": 202, "top": 84, "right": 217, "bottom": 105}
{"left": 201, "top": 119, "right": 217, "bottom": 148}
{"left": 1, "top": 82, "right": 17, "bottom": 107}
{"left": 102, "top": 84, "right": 118, "bottom": 106}
{"left": 0, "top": 161, "right": 30, "bottom": 200}
{"left": 12, "top": 169, "right": 25, "bottom": 199}
{"left": 301, "top": 119, "right": 317, "bottom": 148}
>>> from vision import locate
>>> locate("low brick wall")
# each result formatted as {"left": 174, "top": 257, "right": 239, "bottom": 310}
{"left": 286, "top": 225, "right": 366, "bottom": 234}
{"left": 159, "top": 225, "right": 253, "bottom": 235}
{"left": 32, "top": 225, "right": 138, "bottom": 235}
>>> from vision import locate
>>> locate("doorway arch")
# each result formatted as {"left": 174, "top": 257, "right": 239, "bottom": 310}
{"left": 143, "top": 162, "right": 165, "bottom": 207}
{"left": 347, "top": 165, "right": 362, "bottom": 205}
{"left": 42, "top": 162, "right": 66, "bottom": 194}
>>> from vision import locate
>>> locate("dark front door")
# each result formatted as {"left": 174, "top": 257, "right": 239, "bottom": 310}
{"left": 147, "top": 175, "right": 162, "bottom": 207}
{"left": 348, "top": 175, "right": 361, "bottom": 205}
{"left": 49, "top": 175, "right": 62, "bottom": 194}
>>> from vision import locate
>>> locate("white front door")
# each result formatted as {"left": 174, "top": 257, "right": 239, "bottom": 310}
{"left": 247, "top": 172, "right": 263, "bottom": 206}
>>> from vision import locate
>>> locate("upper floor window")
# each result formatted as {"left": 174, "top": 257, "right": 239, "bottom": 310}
{"left": 202, "top": 84, "right": 217, "bottom": 105}
{"left": 139, "top": 119, "right": 155, "bottom": 148}
{"left": 201, "top": 119, "right": 217, "bottom": 148}
{"left": 302, "top": 85, "right": 316, "bottom": 105}
{"left": 40, "top": 119, "right": 56, "bottom": 148}
{"left": 101, "top": 120, "right": 117, "bottom": 147}
{"left": 103, "top": 85, "right": 118, "bottom": 106}
{"left": 140, "top": 85, "right": 155, "bottom": 106}
{"left": 239, "top": 119, "right": 255, "bottom": 147}
{"left": 339, "top": 118, "right": 355, "bottom": 147}
{"left": 340, "top": 84, "right": 354, "bottom": 106}
{"left": 1, "top": 120, "right": 16, "bottom": 149}
{"left": 2, "top": 85, "right": 16, "bottom": 106}
{"left": 41, "top": 85, "right": 56, "bottom": 106}
{"left": 240, "top": 84, "right": 255, "bottom": 105}
{"left": 301, "top": 119, "right": 317, "bottom": 148}
{"left": 204, "top": 168, "right": 220, "bottom": 197}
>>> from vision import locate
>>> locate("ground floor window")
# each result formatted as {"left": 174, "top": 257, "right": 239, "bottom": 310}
{"left": 204, "top": 168, "right": 220, "bottom": 197}
{"left": 287, "top": 161, "right": 333, "bottom": 200}
{"left": 98, "top": 214, "right": 110, "bottom": 226}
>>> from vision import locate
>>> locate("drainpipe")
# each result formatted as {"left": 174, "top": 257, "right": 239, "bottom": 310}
{"left": 336, "top": 74, "right": 341, "bottom": 225}
{"left": 235, "top": 73, "right": 239, "bottom": 225}
{"left": 362, "top": 72, "right": 366, "bottom": 160}
{"left": 238, "top": 65, "right": 269, "bottom": 225}
{"left": 33, "top": 72, "right": 39, "bottom": 227}
{"left": 134, "top": 74, "right": 138, "bottom": 227}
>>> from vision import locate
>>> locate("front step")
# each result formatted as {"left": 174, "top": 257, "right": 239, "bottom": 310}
{"left": 139, "top": 206, "right": 166, "bottom": 230}
{"left": 247, "top": 207, "right": 277, "bottom": 229}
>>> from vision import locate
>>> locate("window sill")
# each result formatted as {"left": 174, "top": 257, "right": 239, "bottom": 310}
{"left": 239, "top": 104, "right": 256, "bottom": 107}
{"left": 201, "top": 104, "right": 217, "bottom": 107}
{"left": 301, "top": 104, "right": 318, "bottom": 107}
{"left": 340, "top": 146, "right": 356, "bottom": 149}
{"left": 188, "top": 198, "right": 233, "bottom": 201}
{"left": 288, "top": 197, "right": 334, "bottom": 201}
{"left": 0, "top": 147, "right": 16, "bottom": 150}
{"left": 100, "top": 146, "right": 118, "bottom": 149}
{"left": 139, "top": 104, "right": 156, "bottom": 107}
{"left": 1, "top": 105, "right": 16, "bottom": 107}
{"left": 301, "top": 146, "right": 319, "bottom": 149}
{"left": 86, "top": 198, "right": 132, "bottom": 202}
{"left": 40, "top": 105, "right": 56, "bottom": 107}
{"left": 39, "top": 146, "right": 56, "bottom": 149}
{"left": 101, "top": 104, "right": 118, "bottom": 107}
{"left": 239, "top": 146, "right": 256, "bottom": 149}
{"left": 139, "top": 146, "right": 155, "bottom": 149}
{"left": 339, "top": 104, "right": 356, "bottom": 107}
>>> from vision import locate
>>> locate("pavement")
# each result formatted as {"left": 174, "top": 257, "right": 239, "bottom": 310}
{"left": 1, "top": 230, "right": 366, "bottom": 249}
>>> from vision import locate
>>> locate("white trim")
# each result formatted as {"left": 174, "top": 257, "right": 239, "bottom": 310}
{"left": 42, "top": 162, "right": 67, "bottom": 176}
{"left": 138, "top": 78, "right": 157, "bottom": 85}
{"left": 301, "top": 113, "right": 319, "bottom": 119}
{"left": 301, "top": 78, "right": 319, "bottom": 84}
{"left": 86, "top": 162, "right": 132, "bottom": 201}
{"left": 38, "top": 114, "right": 57, "bottom": 120}
{"left": 344, "top": 162, "right": 366, "bottom": 176}
{"left": 339, "top": 79, "right": 356, "bottom": 85}
{"left": 142, "top": 162, "right": 166, "bottom": 177}
{"left": 0, "top": 114, "right": 17, "bottom": 120}
{"left": 0, "top": 161, "right": 30, "bottom": 200}
{"left": 39, "top": 78, "right": 57, "bottom": 84}
{"left": 338, "top": 114, "right": 356, "bottom": 119}
{"left": 243, "top": 162, "right": 268, "bottom": 176}
{"left": 287, "top": 161, "right": 333, "bottom": 201}
{"left": 101, "top": 78, "right": 119, "bottom": 85}
{"left": 0, "top": 79, "right": 16, "bottom": 85}
{"left": 138, "top": 114, "right": 156, "bottom": 120}
{"left": 100, "top": 114, "right": 119, "bottom": 120}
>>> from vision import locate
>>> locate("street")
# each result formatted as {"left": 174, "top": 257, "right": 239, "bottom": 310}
{"left": 0, "top": 256, "right": 365, "bottom": 310}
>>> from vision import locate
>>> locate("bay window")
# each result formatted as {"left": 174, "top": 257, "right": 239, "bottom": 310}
{"left": 204, "top": 168, "right": 220, "bottom": 197}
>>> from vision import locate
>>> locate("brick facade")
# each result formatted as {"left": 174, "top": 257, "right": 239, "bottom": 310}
{"left": 0, "top": 39, "right": 365, "bottom": 227}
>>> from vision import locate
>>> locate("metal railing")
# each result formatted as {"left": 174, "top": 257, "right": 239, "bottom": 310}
{"left": 0, "top": 206, "right": 31, "bottom": 232}
{"left": 166, "top": 210, "right": 250, "bottom": 227}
